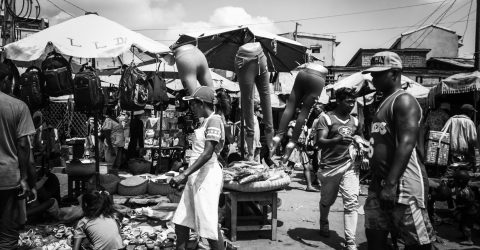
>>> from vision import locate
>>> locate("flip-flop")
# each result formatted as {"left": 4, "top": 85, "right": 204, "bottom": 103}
{"left": 305, "top": 187, "right": 319, "bottom": 192}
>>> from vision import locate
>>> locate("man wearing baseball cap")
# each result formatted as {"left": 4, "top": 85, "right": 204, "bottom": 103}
{"left": 363, "top": 51, "right": 435, "bottom": 249}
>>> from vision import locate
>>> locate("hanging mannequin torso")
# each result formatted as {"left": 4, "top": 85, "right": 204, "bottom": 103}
{"left": 173, "top": 44, "right": 213, "bottom": 94}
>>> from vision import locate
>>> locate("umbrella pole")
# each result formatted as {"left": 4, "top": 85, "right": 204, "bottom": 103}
{"left": 159, "top": 109, "right": 163, "bottom": 174}
{"left": 475, "top": 90, "right": 477, "bottom": 124}
{"left": 92, "top": 58, "right": 100, "bottom": 187}
{"left": 240, "top": 107, "right": 245, "bottom": 159}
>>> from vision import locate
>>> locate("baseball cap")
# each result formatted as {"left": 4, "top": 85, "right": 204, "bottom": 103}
{"left": 183, "top": 86, "right": 217, "bottom": 104}
{"left": 362, "top": 51, "right": 402, "bottom": 74}
{"left": 460, "top": 104, "right": 477, "bottom": 112}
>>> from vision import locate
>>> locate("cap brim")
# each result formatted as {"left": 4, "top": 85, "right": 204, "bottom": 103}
{"left": 182, "top": 96, "right": 195, "bottom": 101}
{"left": 362, "top": 66, "right": 391, "bottom": 74}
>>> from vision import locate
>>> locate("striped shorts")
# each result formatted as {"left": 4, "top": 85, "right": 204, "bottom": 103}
{"left": 364, "top": 191, "right": 435, "bottom": 246}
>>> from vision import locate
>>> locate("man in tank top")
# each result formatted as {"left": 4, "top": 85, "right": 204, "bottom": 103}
{"left": 363, "top": 51, "right": 435, "bottom": 250}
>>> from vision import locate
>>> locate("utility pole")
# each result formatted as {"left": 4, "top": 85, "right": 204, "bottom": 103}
{"left": 475, "top": 0, "right": 480, "bottom": 70}
{"left": 2, "top": 0, "right": 15, "bottom": 46}
{"left": 293, "top": 22, "right": 301, "bottom": 41}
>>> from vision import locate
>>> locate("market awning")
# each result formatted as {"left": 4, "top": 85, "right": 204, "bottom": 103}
{"left": 429, "top": 71, "right": 480, "bottom": 95}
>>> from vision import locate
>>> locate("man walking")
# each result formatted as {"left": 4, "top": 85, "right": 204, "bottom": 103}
{"left": 0, "top": 63, "right": 37, "bottom": 249}
{"left": 316, "top": 88, "right": 362, "bottom": 250}
{"left": 363, "top": 51, "right": 434, "bottom": 250}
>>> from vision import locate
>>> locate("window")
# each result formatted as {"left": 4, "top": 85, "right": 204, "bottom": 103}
{"left": 310, "top": 45, "right": 321, "bottom": 54}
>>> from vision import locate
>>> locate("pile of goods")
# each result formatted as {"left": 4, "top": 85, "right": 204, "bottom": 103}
{"left": 100, "top": 172, "right": 179, "bottom": 196}
{"left": 18, "top": 225, "right": 74, "bottom": 250}
{"left": 223, "top": 161, "right": 290, "bottom": 192}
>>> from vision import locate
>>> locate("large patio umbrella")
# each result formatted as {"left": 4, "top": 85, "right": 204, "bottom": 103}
{"left": 4, "top": 13, "right": 169, "bottom": 61}
{"left": 175, "top": 26, "right": 308, "bottom": 72}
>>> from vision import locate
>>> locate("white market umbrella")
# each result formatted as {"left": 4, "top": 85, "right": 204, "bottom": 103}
{"left": 4, "top": 14, "right": 169, "bottom": 61}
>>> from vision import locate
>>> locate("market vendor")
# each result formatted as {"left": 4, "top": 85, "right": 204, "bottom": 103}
{"left": 101, "top": 109, "right": 126, "bottom": 172}
{"left": 170, "top": 86, "right": 227, "bottom": 250}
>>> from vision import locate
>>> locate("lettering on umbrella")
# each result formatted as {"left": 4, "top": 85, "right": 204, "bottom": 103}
{"left": 67, "top": 38, "right": 82, "bottom": 47}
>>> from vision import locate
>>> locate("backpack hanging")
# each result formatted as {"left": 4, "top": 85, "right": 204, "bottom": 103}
{"left": 73, "top": 65, "right": 104, "bottom": 112}
{"left": 16, "top": 66, "right": 48, "bottom": 111}
{"left": 41, "top": 51, "right": 74, "bottom": 97}
{"left": 148, "top": 65, "right": 169, "bottom": 111}
{"left": 119, "top": 64, "right": 149, "bottom": 111}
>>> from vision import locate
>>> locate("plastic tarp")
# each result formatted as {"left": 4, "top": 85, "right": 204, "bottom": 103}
{"left": 4, "top": 14, "right": 169, "bottom": 61}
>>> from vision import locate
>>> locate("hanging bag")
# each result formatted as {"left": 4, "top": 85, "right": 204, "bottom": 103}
{"left": 16, "top": 66, "right": 48, "bottom": 111}
{"left": 73, "top": 65, "right": 104, "bottom": 111}
{"left": 41, "top": 51, "right": 74, "bottom": 97}
{"left": 119, "top": 64, "right": 149, "bottom": 111}
{"left": 149, "top": 63, "right": 170, "bottom": 111}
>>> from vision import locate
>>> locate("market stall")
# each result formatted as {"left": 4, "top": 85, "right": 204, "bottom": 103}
{"left": 427, "top": 71, "right": 480, "bottom": 120}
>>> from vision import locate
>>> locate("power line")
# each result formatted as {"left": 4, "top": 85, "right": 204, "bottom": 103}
{"left": 378, "top": 0, "right": 448, "bottom": 47}
{"left": 132, "top": 0, "right": 447, "bottom": 32}
{"left": 407, "top": 0, "right": 457, "bottom": 48}
{"left": 62, "top": 0, "right": 87, "bottom": 13}
{"left": 323, "top": 18, "right": 472, "bottom": 35}
{"left": 461, "top": 0, "right": 473, "bottom": 41}
{"left": 154, "top": 18, "right": 475, "bottom": 43}
{"left": 45, "top": 0, "right": 74, "bottom": 17}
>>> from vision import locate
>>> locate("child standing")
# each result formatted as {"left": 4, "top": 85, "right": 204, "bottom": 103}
{"left": 453, "top": 170, "right": 478, "bottom": 246}
{"left": 73, "top": 190, "right": 124, "bottom": 250}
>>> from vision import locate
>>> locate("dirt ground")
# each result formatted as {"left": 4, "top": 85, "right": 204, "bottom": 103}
{"left": 56, "top": 168, "right": 480, "bottom": 249}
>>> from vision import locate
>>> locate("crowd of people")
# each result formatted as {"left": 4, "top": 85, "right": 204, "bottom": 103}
{"left": 1, "top": 45, "right": 480, "bottom": 250}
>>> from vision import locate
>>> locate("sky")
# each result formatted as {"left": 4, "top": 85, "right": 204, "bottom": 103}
{"left": 36, "top": 0, "right": 477, "bottom": 66}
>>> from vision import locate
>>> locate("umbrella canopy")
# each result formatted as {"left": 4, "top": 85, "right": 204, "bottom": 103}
{"left": 430, "top": 71, "right": 480, "bottom": 95}
{"left": 175, "top": 26, "right": 308, "bottom": 72}
{"left": 330, "top": 72, "right": 426, "bottom": 98}
{"left": 5, "top": 14, "right": 169, "bottom": 61}
{"left": 139, "top": 63, "right": 240, "bottom": 92}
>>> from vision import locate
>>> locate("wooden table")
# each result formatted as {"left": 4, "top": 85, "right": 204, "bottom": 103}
{"left": 223, "top": 190, "right": 278, "bottom": 242}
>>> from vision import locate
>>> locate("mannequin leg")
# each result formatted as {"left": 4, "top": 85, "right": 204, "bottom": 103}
{"left": 271, "top": 84, "right": 300, "bottom": 157}
{"left": 196, "top": 51, "right": 214, "bottom": 88}
{"left": 236, "top": 58, "right": 256, "bottom": 160}
{"left": 254, "top": 58, "right": 273, "bottom": 154}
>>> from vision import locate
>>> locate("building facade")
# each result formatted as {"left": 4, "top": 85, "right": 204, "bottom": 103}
{"left": 389, "top": 25, "right": 462, "bottom": 59}
{"left": 278, "top": 32, "right": 340, "bottom": 66}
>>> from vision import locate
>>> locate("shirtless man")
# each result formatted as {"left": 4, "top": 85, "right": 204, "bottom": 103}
{"left": 363, "top": 51, "right": 435, "bottom": 250}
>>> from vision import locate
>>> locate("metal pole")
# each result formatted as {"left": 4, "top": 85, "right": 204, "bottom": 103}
{"left": 92, "top": 58, "right": 100, "bottom": 186}
{"left": 475, "top": 0, "right": 480, "bottom": 70}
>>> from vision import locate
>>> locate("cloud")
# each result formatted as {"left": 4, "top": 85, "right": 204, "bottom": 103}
{"left": 38, "top": 2, "right": 278, "bottom": 47}
{"left": 41, "top": 0, "right": 185, "bottom": 29}
{"left": 164, "top": 6, "right": 279, "bottom": 43}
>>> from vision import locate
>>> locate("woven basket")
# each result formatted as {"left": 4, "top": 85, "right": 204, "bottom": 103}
{"left": 148, "top": 181, "right": 176, "bottom": 195}
{"left": 224, "top": 175, "right": 291, "bottom": 192}
{"left": 128, "top": 158, "right": 152, "bottom": 175}
{"left": 118, "top": 176, "right": 148, "bottom": 196}
{"left": 99, "top": 174, "right": 121, "bottom": 194}
{"left": 65, "top": 160, "right": 95, "bottom": 176}
{"left": 167, "top": 191, "right": 183, "bottom": 203}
